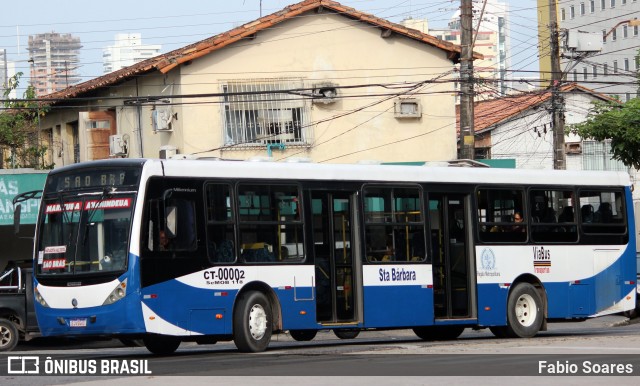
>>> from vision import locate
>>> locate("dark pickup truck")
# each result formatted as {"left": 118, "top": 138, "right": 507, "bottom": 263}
{"left": 0, "top": 265, "right": 39, "bottom": 351}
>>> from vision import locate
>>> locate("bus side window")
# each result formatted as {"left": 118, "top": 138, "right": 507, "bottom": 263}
{"left": 150, "top": 197, "right": 197, "bottom": 252}
{"left": 477, "top": 188, "right": 526, "bottom": 243}
{"left": 166, "top": 199, "right": 197, "bottom": 251}
{"left": 580, "top": 190, "right": 627, "bottom": 240}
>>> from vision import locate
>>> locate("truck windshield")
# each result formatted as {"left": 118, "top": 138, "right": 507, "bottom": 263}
{"left": 36, "top": 195, "right": 134, "bottom": 276}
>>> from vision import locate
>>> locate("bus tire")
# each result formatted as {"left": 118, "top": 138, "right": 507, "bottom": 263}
{"left": 142, "top": 335, "right": 181, "bottom": 355}
{"left": 0, "top": 318, "right": 19, "bottom": 352}
{"left": 233, "top": 291, "right": 272, "bottom": 352}
{"left": 489, "top": 326, "right": 509, "bottom": 338}
{"left": 505, "top": 283, "right": 543, "bottom": 338}
{"left": 289, "top": 329, "right": 317, "bottom": 341}
{"left": 413, "top": 326, "right": 465, "bottom": 341}
{"left": 333, "top": 329, "right": 360, "bottom": 339}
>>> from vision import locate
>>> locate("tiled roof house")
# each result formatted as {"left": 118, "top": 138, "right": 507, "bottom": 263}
{"left": 456, "top": 83, "right": 622, "bottom": 171}
{"left": 35, "top": 0, "right": 482, "bottom": 166}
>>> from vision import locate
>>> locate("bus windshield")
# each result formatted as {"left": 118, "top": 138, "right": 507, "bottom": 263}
{"left": 36, "top": 195, "right": 134, "bottom": 276}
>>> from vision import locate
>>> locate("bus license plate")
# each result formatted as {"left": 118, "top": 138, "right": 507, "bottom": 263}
{"left": 70, "top": 318, "right": 87, "bottom": 327}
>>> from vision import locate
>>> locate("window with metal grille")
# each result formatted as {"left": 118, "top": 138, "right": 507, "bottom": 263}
{"left": 582, "top": 140, "right": 627, "bottom": 171}
{"left": 221, "top": 79, "right": 311, "bottom": 148}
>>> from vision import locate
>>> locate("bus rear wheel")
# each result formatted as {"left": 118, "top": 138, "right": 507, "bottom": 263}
{"left": 413, "top": 326, "right": 465, "bottom": 341}
{"left": 289, "top": 329, "right": 317, "bottom": 341}
{"left": 233, "top": 291, "right": 273, "bottom": 352}
{"left": 505, "top": 283, "right": 543, "bottom": 338}
{"left": 142, "top": 334, "right": 181, "bottom": 355}
{"left": 333, "top": 329, "right": 360, "bottom": 339}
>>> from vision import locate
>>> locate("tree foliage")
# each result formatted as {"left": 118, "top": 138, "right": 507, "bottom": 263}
{"left": 0, "top": 72, "right": 52, "bottom": 169}
{"left": 570, "top": 98, "right": 640, "bottom": 169}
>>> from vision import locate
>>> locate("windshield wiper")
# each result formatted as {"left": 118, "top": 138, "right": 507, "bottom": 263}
{"left": 82, "top": 188, "right": 113, "bottom": 246}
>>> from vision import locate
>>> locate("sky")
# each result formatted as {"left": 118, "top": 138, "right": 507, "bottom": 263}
{"left": 0, "top": 0, "right": 541, "bottom": 90}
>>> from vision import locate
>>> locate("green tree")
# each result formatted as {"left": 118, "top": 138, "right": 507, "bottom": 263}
{"left": 0, "top": 72, "right": 52, "bottom": 169}
{"left": 570, "top": 98, "right": 640, "bottom": 169}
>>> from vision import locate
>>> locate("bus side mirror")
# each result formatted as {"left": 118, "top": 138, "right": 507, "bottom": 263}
{"left": 165, "top": 206, "right": 177, "bottom": 238}
{"left": 13, "top": 204, "right": 22, "bottom": 235}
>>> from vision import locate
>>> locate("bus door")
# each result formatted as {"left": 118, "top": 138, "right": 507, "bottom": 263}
{"left": 428, "top": 193, "right": 475, "bottom": 319}
{"left": 310, "top": 191, "right": 361, "bottom": 324}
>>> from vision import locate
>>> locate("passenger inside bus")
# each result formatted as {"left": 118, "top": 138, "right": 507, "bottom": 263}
{"left": 382, "top": 238, "right": 395, "bottom": 261}
{"left": 449, "top": 209, "right": 465, "bottom": 241}
{"left": 512, "top": 212, "right": 525, "bottom": 232}
{"left": 532, "top": 196, "right": 556, "bottom": 224}
{"left": 558, "top": 206, "right": 574, "bottom": 222}
{"left": 595, "top": 202, "right": 613, "bottom": 223}
{"left": 159, "top": 229, "right": 171, "bottom": 251}
{"left": 558, "top": 206, "right": 576, "bottom": 232}
{"left": 581, "top": 204, "right": 594, "bottom": 223}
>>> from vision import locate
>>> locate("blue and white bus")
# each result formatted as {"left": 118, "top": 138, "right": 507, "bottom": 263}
{"left": 29, "top": 159, "right": 637, "bottom": 353}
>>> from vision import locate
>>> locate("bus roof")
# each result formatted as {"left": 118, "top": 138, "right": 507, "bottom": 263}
{"left": 47, "top": 158, "right": 631, "bottom": 188}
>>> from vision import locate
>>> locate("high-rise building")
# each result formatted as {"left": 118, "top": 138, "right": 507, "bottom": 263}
{"left": 27, "top": 32, "right": 82, "bottom": 96}
{"left": 102, "top": 34, "right": 161, "bottom": 74}
{"left": 554, "top": 0, "right": 640, "bottom": 101}
{"left": 405, "top": 0, "right": 511, "bottom": 100}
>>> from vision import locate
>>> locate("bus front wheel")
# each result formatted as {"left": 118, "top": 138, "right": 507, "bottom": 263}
{"left": 0, "top": 318, "right": 19, "bottom": 352}
{"left": 505, "top": 283, "right": 543, "bottom": 338}
{"left": 142, "top": 334, "right": 181, "bottom": 355}
{"left": 233, "top": 291, "right": 273, "bottom": 352}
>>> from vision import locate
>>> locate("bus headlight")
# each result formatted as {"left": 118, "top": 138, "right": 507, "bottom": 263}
{"left": 34, "top": 287, "right": 50, "bottom": 308}
{"left": 102, "top": 279, "right": 128, "bottom": 305}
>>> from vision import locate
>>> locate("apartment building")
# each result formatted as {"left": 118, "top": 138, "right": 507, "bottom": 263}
{"left": 556, "top": 0, "right": 640, "bottom": 100}
{"left": 103, "top": 34, "right": 161, "bottom": 74}
{"left": 27, "top": 32, "right": 82, "bottom": 96}
{"left": 406, "top": 0, "right": 511, "bottom": 100}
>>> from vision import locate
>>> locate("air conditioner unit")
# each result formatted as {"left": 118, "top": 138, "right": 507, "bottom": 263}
{"left": 109, "top": 135, "right": 127, "bottom": 157}
{"left": 152, "top": 105, "right": 174, "bottom": 132}
{"left": 312, "top": 82, "right": 338, "bottom": 104}
{"left": 159, "top": 145, "right": 178, "bottom": 159}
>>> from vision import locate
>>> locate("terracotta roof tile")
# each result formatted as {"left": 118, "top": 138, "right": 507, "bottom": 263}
{"left": 456, "top": 83, "right": 616, "bottom": 134}
{"left": 42, "top": 0, "right": 477, "bottom": 103}
{"left": 244, "top": 20, "right": 262, "bottom": 29}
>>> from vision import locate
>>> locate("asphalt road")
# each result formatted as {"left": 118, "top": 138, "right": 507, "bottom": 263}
{"left": 2, "top": 315, "right": 639, "bottom": 385}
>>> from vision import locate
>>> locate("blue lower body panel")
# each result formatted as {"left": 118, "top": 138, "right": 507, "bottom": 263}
{"left": 36, "top": 293, "right": 145, "bottom": 337}
{"left": 363, "top": 286, "right": 432, "bottom": 327}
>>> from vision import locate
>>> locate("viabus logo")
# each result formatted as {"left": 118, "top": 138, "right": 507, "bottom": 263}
{"left": 7, "top": 356, "right": 40, "bottom": 374}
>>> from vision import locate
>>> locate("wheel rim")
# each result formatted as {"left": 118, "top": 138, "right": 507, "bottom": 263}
{"left": 248, "top": 304, "right": 268, "bottom": 340}
{"left": 0, "top": 326, "right": 10, "bottom": 347}
{"left": 515, "top": 293, "right": 537, "bottom": 327}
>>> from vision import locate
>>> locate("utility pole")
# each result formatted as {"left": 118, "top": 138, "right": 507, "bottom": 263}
{"left": 458, "top": 0, "right": 475, "bottom": 160}
{"left": 549, "top": 0, "right": 565, "bottom": 170}
{"left": 2, "top": 49, "right": 8, "bottom": 94}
